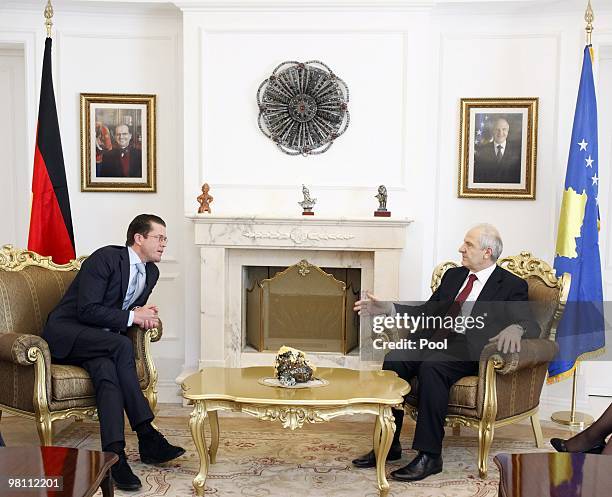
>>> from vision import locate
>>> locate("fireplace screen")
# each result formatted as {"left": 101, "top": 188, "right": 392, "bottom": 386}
{"left": 246, "top": 260, "right": 359, "bottom": 354}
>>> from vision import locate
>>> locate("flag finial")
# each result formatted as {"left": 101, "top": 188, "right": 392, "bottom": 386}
{"left": 585, "top": 0, "right": 594, "bottom": 45}
{"left": 44, "top": 1, "right": 54, "bottom": 38}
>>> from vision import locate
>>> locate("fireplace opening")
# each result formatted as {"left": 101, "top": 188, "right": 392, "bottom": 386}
{"left": 244, "top": 260, "right": 360, "bottom": 354}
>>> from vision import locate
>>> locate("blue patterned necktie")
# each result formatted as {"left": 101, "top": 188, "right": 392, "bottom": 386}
{"left": 124, "top": 262, "right": 146, "bottom": 310}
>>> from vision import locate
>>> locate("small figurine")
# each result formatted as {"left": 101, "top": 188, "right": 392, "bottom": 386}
{"left": 374, "top": 185, "right": 391, "bottom": 217}
{"left": 197, "top": 183, "right": 214, "bottom": 214}
{"left": 298, "top": 184, "right": 316, "bottom": 215}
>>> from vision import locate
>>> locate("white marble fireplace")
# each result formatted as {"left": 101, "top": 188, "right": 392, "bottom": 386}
{"left": 188, "top": 215, "right": 411, "bottom": 370}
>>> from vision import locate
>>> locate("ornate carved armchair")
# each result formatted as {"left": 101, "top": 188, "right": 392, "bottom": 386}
{"left": 403, "top": 252, "right": 570, "bottom": 478}
{"left": 0, "top": 245, "right": 162, "bottom": 445}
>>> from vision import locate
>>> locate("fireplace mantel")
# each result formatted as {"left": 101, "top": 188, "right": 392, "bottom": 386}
{"left": 186, "top": 214, "right": 412, "bottom": 370}
{"left": 189, "top": 214, "right": 411, "bottom": 249}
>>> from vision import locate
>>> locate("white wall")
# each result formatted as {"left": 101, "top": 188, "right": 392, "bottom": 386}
{"left": 1, "top": 0, "right": 611, "bottom": 412}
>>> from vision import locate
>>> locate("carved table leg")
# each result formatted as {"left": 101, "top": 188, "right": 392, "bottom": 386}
{"left": 374, "top": 405, "right": 395, "bottom": 497}
{"left": 189, "top": 401, "right": 209, "bottom": 496}
{"left": 100, "top": 471, "right": 113, "bottom": 497}
{"left": 372, "top": 412, "right": 382, "bottom": 459}
{"left": 208, "top": 410, "right": 220, "bottom": 464}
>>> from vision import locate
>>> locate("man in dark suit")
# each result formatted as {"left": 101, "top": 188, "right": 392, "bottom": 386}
{"left": 97, "top": 124, "right": 142, "bottom": 178}
{"left": 42, "top": 214, "right": 184, "bottom": 491}
{"left": 474, "top": 117, "right": 521, "bottom": 183}
{"left": 352, "top": 223, "right": 539, "bottom": 481}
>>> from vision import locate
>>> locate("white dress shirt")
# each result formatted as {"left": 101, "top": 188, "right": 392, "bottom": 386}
{"left": 454, "top": 263, "right": 497, "bottom": 328}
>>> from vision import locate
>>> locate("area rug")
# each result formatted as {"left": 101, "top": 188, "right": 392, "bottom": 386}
{"left": 56, "top": 415, "right": 550, "bottom": 497}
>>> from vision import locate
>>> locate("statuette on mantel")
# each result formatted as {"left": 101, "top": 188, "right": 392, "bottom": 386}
{"left": 197, "top": 183, "right": 213, "bottom": 214}
{"left": 298, "top": 184, "right": 316, "bottom": 216}
{"left": 374, "top": 184, "right": 391, "bottom": 217}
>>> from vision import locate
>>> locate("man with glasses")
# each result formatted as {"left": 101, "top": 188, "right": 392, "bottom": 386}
{"left": 43, "top": 214, "right": 184, "bottom": 491}
{"left": 97, "top": 124, "right": 142, "bottom": 178}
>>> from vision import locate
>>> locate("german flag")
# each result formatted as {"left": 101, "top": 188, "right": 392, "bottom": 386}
{"left": 27, "top": 37, "right": 75, "bottom": 264}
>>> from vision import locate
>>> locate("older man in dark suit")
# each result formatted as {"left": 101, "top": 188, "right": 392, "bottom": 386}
{"left": 474, "top": 117, "right": 522, "bottom": 183}
{"left": 42, "top": 214, "right": 184, "bottom": 491}
{"left": 352, "top": 223, "right": 539, "bottom": 481}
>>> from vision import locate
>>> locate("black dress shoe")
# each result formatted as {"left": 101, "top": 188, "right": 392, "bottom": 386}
{"left": 111, "top": 453, "right": 142, "bottom": 491}
{"left": 390, "top": 451, "right": 443, "bottom": 482}
{"left": 139, "top": 430, "right": 186, "bottom": 464}
{"left": 352, "top": 442, "right": 402, "bottom": 468}
{"left": 550, "top": 437, "right": 605, "bottom": 454}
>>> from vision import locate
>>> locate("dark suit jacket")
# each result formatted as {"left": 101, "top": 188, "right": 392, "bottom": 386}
{"left": 474, "top": 141, "right": 521, "bottom": 183}
{"left": 42, "top": 245, "right": 159, "bottom": 359}
{"left": 395, "top": 265, "right": 539, "bottom": 360}
{"left": 97, "top": 146, "right": 142, "bottom": 178}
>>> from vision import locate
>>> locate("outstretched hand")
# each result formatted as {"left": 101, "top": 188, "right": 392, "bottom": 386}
{"left": 353, "top": 291, "right": 394, "bottom": 316}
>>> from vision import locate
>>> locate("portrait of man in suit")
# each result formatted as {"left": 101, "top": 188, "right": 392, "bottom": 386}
{"left": 97, "top": 123, "right": 143, "bottom": 178}
{"left": 473, "top": 116, "right": 522, "bottom": 184}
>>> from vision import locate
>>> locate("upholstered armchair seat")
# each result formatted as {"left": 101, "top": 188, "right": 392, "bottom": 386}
{"left": 0, "top": 245, "right": 162, "bottom": 445}
{"left": 404, "top": 252, "right": 570, "bottom": 478}
{"left": 50, "top": 365, "right": 95, "bottom": 402}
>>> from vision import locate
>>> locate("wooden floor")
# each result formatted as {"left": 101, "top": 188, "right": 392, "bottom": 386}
{"left": 0, "top": 404, "right": 579, "bottom": 448}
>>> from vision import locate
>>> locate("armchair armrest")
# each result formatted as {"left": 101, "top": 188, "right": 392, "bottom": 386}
{"left": 479, "top": 339, "right": 559, "bottom": 375}
{"left": 126, "top": 320, "right": 163, "bottom": 347}
{"left": 126, "top": 320, "right": 162, "bottom": 393}
{"left": 0, "top": 332, "right": 52, "bottom": 366}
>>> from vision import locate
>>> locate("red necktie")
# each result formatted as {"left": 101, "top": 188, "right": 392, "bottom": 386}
{"left": 447, "top": 273, "right": 478, "bottom": 318}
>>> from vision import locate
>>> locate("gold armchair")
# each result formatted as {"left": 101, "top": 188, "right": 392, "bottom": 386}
{"left": 0, "top": 245, "right": 161, "bottom": 445}
{"left": 404, "top": 252, "right": 570, "bottom": 478}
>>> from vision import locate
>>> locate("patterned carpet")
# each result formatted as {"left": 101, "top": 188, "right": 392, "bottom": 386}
{"left": 56, "top": 414, "right": 550, "bottom": 497}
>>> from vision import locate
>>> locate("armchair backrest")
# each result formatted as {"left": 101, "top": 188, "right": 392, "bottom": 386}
{"left": 430, "top": 252, "right": 570, "bottom": 340}
{"left": 0, "top": 245, "right": 83, "bottom": 337}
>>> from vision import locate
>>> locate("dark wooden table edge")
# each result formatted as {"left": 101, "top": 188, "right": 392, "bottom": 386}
{"left": 83, "top": 451, "right": 118, "bottom": 497}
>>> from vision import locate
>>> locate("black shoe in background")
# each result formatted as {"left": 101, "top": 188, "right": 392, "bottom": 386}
{"left": 390, "top": 451, "right": 443, "bottom": 481}
{"left": 111, "top": 452, "right": 142, "bottom": 491}
{"left": 550, "top": 437, "right": 605, "bottom": 454}
{"left": 351, "top": 442, "right": 403, "bottom": 468}
{"left": 139, "top": 429, "right": 186, "bottom": 464}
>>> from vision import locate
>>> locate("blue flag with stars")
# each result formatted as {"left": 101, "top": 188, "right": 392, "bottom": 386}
{"left": 548, "top": 45, "right": 605, "bottom": 383}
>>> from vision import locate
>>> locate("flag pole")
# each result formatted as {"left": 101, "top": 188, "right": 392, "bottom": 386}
{"left": 550, "top": 1, "right": 596, "bottom": 429}
{"left": 44, "top": 0, "right": 53, "bottom": 37}
{"left": 551, "top": 365, "right": 594, "bottom": 428}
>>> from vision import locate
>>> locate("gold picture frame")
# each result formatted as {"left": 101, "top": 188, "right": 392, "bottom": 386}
{"left": 80, "top": 93, "right": 156, "bottom": 192}
{"left": 458, "top": 97, "right": 538, "bottom": 199}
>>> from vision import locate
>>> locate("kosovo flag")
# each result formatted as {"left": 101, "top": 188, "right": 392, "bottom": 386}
{"left": 548, "top": 45, "right": 604, "bottom": 382}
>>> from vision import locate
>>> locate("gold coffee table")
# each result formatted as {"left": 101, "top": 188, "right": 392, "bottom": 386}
{"left": 181, "top": 366, "right": 410, "bottom": 497}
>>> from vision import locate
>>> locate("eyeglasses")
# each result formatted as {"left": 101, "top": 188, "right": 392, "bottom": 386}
{"left": 144, "top": 234, "right": 168, "bottom": 243}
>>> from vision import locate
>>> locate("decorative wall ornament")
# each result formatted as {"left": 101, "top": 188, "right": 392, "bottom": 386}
{"left": 257, "top": 60, "right": 350, "bottom": 156}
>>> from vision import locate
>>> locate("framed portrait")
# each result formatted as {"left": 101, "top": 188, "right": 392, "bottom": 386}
{"left": 80, "top": 93, "right": 156, "bottom": 192}
{"left": 458, "top": 97, "right": 538, "bottom": 199}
